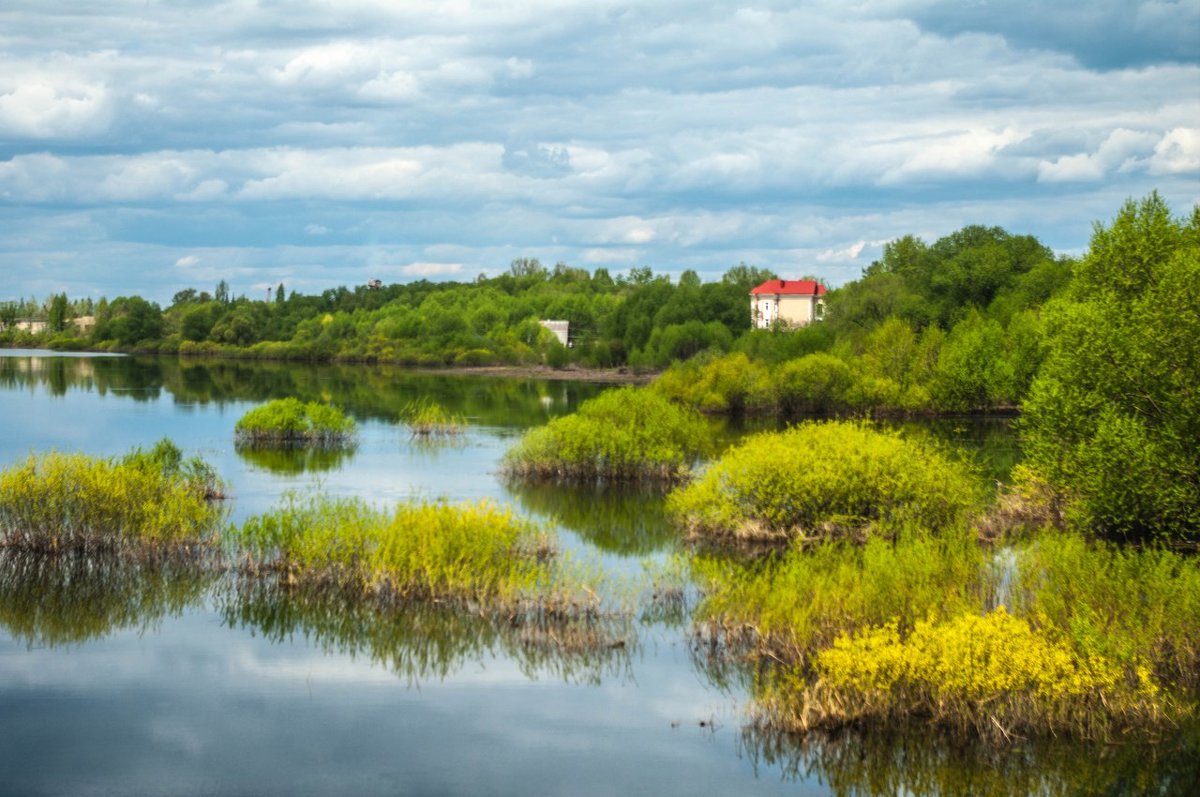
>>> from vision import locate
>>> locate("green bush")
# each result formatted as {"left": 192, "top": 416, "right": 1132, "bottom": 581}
{"left": 0, "top": 443, "right": 223, "bottom": 552}
{"left": 502, "top": 386, "right": 708, "bottom": 484}
{"left": 668, "top": 420, "right": 980, "bottom": 544}
{"left": 234, "top": 397, "right": 356, "bottom": 448}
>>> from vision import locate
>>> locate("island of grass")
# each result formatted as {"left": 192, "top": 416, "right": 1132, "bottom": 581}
{"left": 502, "top": 386, "right": 708, "bottom": 484}
{"left": 235, "top": 397, "right": 356, "bottom": 448}
{"left": 0, "top": 438, "right": 224, "bottom": 555}
{"left": 668, "top": 420, "right": 980, "bottom": 546}
{"left": 232, "top": 493, "right": 592, "bottom": 612}
{"left": 401, "top": 397, "right": 467, "bottom": 438}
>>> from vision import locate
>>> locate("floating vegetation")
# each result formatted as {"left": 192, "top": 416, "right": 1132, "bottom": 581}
{"left": 234, "top": 397, "right": 356, "bottom": 448}
{"left": 502, "top": 386, "right": 708, "bottom": 484}
{"left": 233, "top": 493, "right": 591, "bottom": 611}
{"left": 401, "top": 397, "right": 467, "bottom": 438}
{"left": 668, "top": 421, "right": 981, "bottom": 546}
{"left": 0, "top": 442, "right": 225, "bottom": 554}
{"left": 0, "top": 548, "right": 214, "bottom": 647}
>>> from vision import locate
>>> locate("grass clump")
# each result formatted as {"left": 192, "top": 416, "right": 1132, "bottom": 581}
{"left": 0, "top": 441, "right": 224, "bottom": 554}
{"left": 502, "top": 386, "right": 708, "bottom": 484}
{"left": 234, "top": 397, "right": 356, "bottom": 448}
{"left": 668, "top": 420, "right": 981, "bottom": 545}
{"left": 401, "top": 397, "right": 467, "bottom": 438}
{"left": 774, "top": 607, "right": 1176, "bottom": 742}
{"left": 233, "top": 493, "right": 566, "bottom": 607}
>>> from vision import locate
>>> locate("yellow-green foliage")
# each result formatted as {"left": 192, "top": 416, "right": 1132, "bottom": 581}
{"left": 780, "top": 607, "right": 1174, "bottom": 740}
{"left": 502, "top": 386, "right": 708, "bottom": 483}
{"left": 653, "top": 352, "right": 773, "bottom": 414}
{"left": 692, "top": 530, "right": 985, "bottom": 662}
{"left": 1012, "top": 532, "right": 1200, "bottom": 691}
{"left": 235, "top": 397, "right": 356, "bottom": 447}
{"left": 0, "top": 449, "right": 223, "bottom": 552}
{"left": 401, "top": 397, "right": 467, "bottom": 437}
{"left": 234, "top": 494, "right": 556, "bottom": 603}
{"left": 669, "top": 420, "right": 980, "bottom": 543}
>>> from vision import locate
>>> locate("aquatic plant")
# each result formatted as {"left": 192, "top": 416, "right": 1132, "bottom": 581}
{"left": 502, "top": 386, "right": 709, "bottom": 484}
{"left": 691, "top": 530, "right": 986, "bottom": 666}
{"left": 0, "top": 444, "right": 224, "bottom": 554}
{"left": 233, "top": 493, "right": 578, "bottom": 609}
{"left": 770, "top": 607, "right": 1177, "bottom": 742}
{"left": 401, "top": 397, "right": 467, "bottom": 438}
{"left": 668, "top": 420, "right": 981, "bottom": 545}
{"left": 234, "top": 397, "right": 356, "bottom": 447}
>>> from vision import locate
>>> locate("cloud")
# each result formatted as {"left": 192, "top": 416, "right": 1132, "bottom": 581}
{"left": 1149, "top": 127, "right": 1200, "bottom": 175}
{"left": 0, "top": 79, "right": 112, "bottom": 139}
{"left": 816, "top": 241, "right": 867, "bottom": 263}
{"left": 175, "top": 255, "right": 200, "bottom": 268}
{"left": 400, "top": 262, "right": 463, "bottom": 277}
{"left": 1038, "top": 128, "right": 1163, "bottom": 182}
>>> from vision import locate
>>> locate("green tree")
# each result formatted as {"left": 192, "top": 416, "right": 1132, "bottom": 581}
{"left": 1022, "top": 193, "right": 1200, "bottom": 541}
{"left": 47, "top": 293, "right": 69, "bottom": 333}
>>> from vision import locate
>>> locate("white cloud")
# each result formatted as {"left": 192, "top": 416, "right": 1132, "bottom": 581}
{"left": 0, "top": 80, "right": 112, "bottom": 139}
{"left": 400, "top": 262, "right": 463, "bottom": 277}
{"left": 1037, "top": 128, "right": 1160, "bottom": 182}
{"left": 1149, "top": 127, "right": 1200, "bottom": 175}
{"left": 175, "top": 255, "right": 200, "bottom": 268}
{"left": 816, "top": 241, "right": 867, "bottom": 263}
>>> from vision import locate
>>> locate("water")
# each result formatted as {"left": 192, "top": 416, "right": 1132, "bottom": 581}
{"left": 0, "top": 351, "right": 1192, "bottom": 796}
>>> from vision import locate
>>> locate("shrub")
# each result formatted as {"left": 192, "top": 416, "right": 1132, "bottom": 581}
{"left": 775, "top": 607, "right": 1175, "bottom": 741}
{"left": 502, "top": 386, "right": 708, "bottom": 484}
{"left": 234, "top": 397, "right": 356, "bottom": 448}
{"left": 668, "top": 420, "right": 980, "bottom": 544}
{"left": 0, "top": 444, "right": 223, "bottom": 553}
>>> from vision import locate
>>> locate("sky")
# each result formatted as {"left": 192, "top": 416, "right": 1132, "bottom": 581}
{"left": 1, "top": 0, "right": 1197, "bottom": 305}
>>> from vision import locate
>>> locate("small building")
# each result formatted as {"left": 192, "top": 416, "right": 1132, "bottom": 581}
{"left": 750, "top": 279, "right": 826, "bottom": 329}
{"left": 13, "top": 319, "right": 48, "bottom": 334}
{"left": 539, "top": 319, "right": 570, "bottom": 347}
{"left": 366, "top": 279, "right": 383, "bottom": 290}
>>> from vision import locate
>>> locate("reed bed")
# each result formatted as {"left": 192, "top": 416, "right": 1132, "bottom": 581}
{"left": 667, "top": 420, "right": 981, "bottom": 545}
{"left": 0, "top": 443, "right": 224, "bottom": 554}
{"left": 401, "top": 397, "right": 467, "bottom": 438}
{"left": 234, "top": 397, "right": 356, "bottom": 448}
{"left": 502, "top": 386, "right": 708, "bottom": 485}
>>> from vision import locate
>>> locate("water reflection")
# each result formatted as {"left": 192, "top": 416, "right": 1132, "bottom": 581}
{"left": 740, "top": 725, "right": 1200, "bottom": 797}
{"left": 0, "top": 549, "right": 214, "bottom": 647}
{"left": 0, "top": 353, "right": 609, "bottom": 427}
{"left": 220, "top": 575, "right": 635, "bottom": 687}
{"left": 507, "top": 481, "right": 677, "bottom": 555}
{"left": 235, "top": 444, "right": 357, "bottom": 475}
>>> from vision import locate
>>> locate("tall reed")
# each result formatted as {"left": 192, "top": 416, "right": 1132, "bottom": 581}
{"left": 401, "top": 397, "right": 467, "bottom": 438}
{"left": 0, "top": 444, "right": 224, "bottom": 554}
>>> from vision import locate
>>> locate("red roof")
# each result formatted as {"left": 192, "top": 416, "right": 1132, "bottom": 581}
{"left": 750, "top": 279, "right": 826, "bottom": 296}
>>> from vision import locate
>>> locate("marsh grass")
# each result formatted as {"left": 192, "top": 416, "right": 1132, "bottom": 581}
{"left": 234, "top": 397, "right": 356, "bottom": 448}
{"left": 0, "top": 443, "right": 225, "bottom": 554}
{"left": 401, "top": 397, "right": 467, "bottom": 438}
{"left": 232, "top": 493, "right": 600, "bottom": 613}
{"left": 502, "top": 386, "right": 708, "bottom": 484}
{"left": 668, "top": 420, "right": 982, "bottom": 546}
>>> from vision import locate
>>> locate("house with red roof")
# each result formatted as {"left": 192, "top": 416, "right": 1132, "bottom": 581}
{"left": 750, "top": 279, "right": 827, "bottom": 329}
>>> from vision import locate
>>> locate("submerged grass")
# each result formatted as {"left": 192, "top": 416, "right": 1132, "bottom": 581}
{"left": 234, "top": 397, "right": 356, "bottom": 448}
{"left": 502, "top": 386, "right": 708, "bottom": 485}
{"left": 668, "top": 421, "right": 981, "bottom": 546}
{"left": 0, "top": 440, "right": 224, "bottom": 554}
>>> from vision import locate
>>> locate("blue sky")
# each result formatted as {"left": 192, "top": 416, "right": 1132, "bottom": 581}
{"left": 1, "top": 0, "right": 1197, "bottom": 305}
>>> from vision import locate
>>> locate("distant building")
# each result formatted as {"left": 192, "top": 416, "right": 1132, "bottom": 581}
{"left": 539, "top": 320, "right": 570, "bottom": 347}
{"left": 367, "top": 279, "right": 383, "bottom": 289}
{"left": 74, "top": 315, "right": 95, "bottom": 332}
{"left": 13, "top": 319, "right": 48, "bottom": 334}
{"left": 750, "top": 279, "right": 826, "bottom": 329}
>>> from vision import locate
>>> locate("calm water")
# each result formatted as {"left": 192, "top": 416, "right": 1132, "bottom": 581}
{"left": 0, "top": 351, "right": 1192, "bottom": 796}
